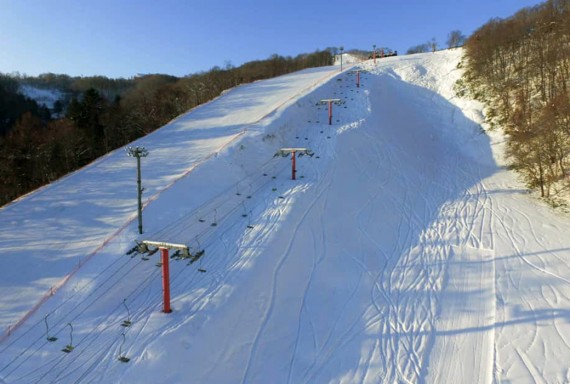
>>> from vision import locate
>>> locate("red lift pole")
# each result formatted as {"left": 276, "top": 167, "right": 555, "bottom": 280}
{"left": 275, "top": 148, "right": 314, "bottom": 180}
{"left": 160, "top": 248, "right": 171, "bottom": 313}
{"left": 141, "top": 240, "right": 192, "bottom": 314}
{"left": 349, "top": 69, "right": 367, "bottom": 89}
{"left": 291, "top": 151, "right": 297, "bottom": 180}
{"left": 319, "top": 99, "right": 341, "bottom": 125}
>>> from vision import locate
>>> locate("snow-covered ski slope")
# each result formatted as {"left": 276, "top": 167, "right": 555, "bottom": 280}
{"left": 2, "top": 49, "right": 570, "bottom": 383}
{"left": 0, "top": 66, "right": 340, "bottom": 333}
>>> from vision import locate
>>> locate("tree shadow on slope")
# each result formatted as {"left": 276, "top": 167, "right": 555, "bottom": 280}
{"left": 294, "top": 68, "right": 506, "bottom": 383}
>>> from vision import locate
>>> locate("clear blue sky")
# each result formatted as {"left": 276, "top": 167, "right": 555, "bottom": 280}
{"left": 0, "top": 0, "right": 546, "bottom": 79}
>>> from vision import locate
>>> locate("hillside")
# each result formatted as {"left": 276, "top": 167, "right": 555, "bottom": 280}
{"left": 1, "top": 49, "right": 570, "bottom": 383}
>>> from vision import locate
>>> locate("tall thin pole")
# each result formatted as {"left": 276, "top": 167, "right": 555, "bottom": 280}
{"left": 127, "top": 146, "right": 148, "bottom": 235}
{"left": 328, "top": 100, "right": 333, "bottom": 125}
{"left": 136, "top": 156, "right": 143, "bottom": 234}
{"left": 161, "top": 248, "right": 171, "bottom": 313}
{"left": 291, "top": 151, "right": 296, "bottom": 180}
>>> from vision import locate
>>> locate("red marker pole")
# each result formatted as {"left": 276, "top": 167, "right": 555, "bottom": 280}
{"left": 357, "top": 70, "right": 360, "bottom": 88}
{"left": 161, "top": 248, "right": 172, "bottom": 313}
{"left": 291, "top": 151, "right": 297, "bottom": 180}
{"left": 328, "top": 101, "right": 333, "bottom": 125}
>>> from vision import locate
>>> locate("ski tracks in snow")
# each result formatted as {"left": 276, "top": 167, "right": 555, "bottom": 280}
{"left": 488, "top": 186, "right": 570, "bottom": 382}
{"left": 9, "top": 52, "right": 570, "bottom": 384}
{"left": 335, "top": 59, "right": 502, "bottom": 383}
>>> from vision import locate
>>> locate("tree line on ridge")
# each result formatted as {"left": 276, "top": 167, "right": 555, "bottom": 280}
{"left": 0, "top": 49, "right": 333, "bottom": 206}
{"left": 462, "top": 0, "right": 570, "bottom": 199}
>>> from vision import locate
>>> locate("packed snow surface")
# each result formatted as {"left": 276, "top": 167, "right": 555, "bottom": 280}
{"left": 2, "top": 50, "right": 570, "bottom": 383}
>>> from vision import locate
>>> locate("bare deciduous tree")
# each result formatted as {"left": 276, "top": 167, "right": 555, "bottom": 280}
{"left": 406, "top": 43, "right": 430, "bottom": 54}
{"left": 463, "top": 0, "right": 570, "bottom": 198}
{"left": 446, "top": 30, "right": 466, "bottom": 48}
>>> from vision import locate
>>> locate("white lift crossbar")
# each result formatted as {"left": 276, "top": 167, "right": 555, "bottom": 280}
{"left": 276, "top": 148, "right": 313, "bottom": 156}
{"left": 139, "top": 240, "right": 190, "bottom": 258}
{"left": 319, "top": 98, "right": 342, "bottom": 104}
{"left": 141, "top": 240, "right": 189, "bottom": 253}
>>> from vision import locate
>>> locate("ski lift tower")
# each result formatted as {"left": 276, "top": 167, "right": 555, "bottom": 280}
{"left": 139, "top": 240, "right": 192, "bottom": 313}
{"left": 275, "top": 148, "right": 314, "bottom": 180}
{"left": 349, "top": 69, "right": 362, "bottom": 88}
{"left": 319, "top": 98, "right": 342, "bottom": 125}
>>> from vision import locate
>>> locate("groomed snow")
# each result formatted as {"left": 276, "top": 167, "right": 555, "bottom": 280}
{"left": 1, "top": 49, "right": 570, "bottom": 383}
